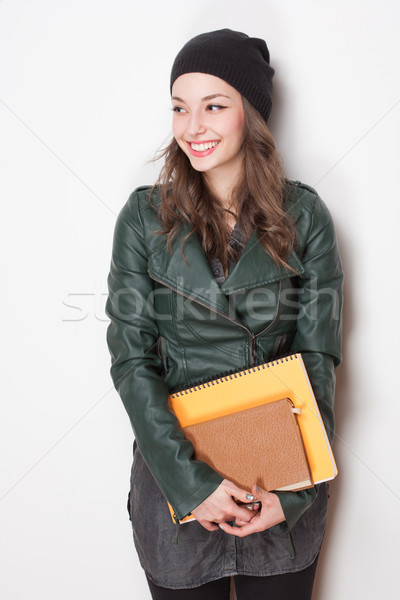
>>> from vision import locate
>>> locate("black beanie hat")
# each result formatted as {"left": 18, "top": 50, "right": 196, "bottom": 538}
{"left": 170, "top": 29, "right": 275, "bottom": 123}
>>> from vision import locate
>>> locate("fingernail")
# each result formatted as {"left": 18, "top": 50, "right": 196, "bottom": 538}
{"left": 246, "top": 494, "right": 254, "bottom": 501}
{"left": 218, "top": 523, "right": 224, "bottom": 530}
{"left": 255, "top": 485, "right": 260, "bottom": 493}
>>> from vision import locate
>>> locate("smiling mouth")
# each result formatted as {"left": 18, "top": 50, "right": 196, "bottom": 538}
{"left": 187, "top": 140, "right": 220, "bottom": 156}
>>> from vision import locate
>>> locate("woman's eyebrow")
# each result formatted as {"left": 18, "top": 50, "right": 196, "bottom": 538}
{"left": 171, "top": 93, "right": 231, "bottom": 102}
{"left": 201, "top": 93, "right": 231, "bottom": 101}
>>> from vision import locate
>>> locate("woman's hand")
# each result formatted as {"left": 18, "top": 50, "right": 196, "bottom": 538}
{"left": 218, "top": 485, "right": 285, "bottom": 537}
{"left": 191, "top": 479, "right": 257, "bottom": 532}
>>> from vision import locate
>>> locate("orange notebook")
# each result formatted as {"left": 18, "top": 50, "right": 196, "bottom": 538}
{"left": 169, "top": 354, "right": 337, "bottom": 487}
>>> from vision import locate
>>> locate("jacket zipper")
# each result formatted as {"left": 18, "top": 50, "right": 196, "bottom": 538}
{"left": 249, "top": 333, "right": 257, "bottom": 366}
{"left": 148, "top": 272, "right": 282, "bottom": 367}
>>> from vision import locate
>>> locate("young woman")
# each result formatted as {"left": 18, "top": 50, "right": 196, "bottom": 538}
{"left": 106, "top": 29, "right": 343, "bottom": 600}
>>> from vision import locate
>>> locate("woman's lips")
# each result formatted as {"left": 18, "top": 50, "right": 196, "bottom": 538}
{"left": 187, "top": 140, "right": 220, "bottom": 157}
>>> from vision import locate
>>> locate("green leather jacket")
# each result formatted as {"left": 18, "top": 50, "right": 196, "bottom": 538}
{"left": 106, "top": 181, "right": 343, "bottom": 529}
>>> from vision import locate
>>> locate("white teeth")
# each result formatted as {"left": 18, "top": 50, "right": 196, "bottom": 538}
{"left": 191, "top": 141, "right": 219, "bottom": 152}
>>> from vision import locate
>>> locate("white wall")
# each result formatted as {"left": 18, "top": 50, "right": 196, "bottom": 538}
{"left": 1, "top": 1, "right": 399, "bottom": 598}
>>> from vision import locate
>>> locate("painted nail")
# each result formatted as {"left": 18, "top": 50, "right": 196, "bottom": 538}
{"left": 246, "top": 493, "right": 254, "bottom": 501}
{"left": 218, "top": 523, "right": 224, "bottom": 530}
{"left": 255, "top": 485, "right": 260, "bottom": 493}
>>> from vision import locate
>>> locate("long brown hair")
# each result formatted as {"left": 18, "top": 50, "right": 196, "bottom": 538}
{"left": 152, "top": 97, "right": 296, "bottom": 272}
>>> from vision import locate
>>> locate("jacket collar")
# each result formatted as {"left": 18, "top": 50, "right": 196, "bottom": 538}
{"left": 148, "top": 223, "right": 304, "bottom": 319}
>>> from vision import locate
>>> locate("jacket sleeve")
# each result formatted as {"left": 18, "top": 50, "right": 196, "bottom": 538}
{"left": 105, "top": 192, "right": 223, "bottom": 520}
{"left": 275, "top": 191, "right": 344, "bottom": 530}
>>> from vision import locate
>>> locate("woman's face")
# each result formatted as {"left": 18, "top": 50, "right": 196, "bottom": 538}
{"left": 171, "top": 73, "right": 245, "bottom": 185}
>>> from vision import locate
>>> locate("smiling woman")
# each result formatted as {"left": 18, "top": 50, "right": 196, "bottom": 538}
{"left": 106, "top": 28, "right": 343, "bottom": 600}
{"left": 171, "top": 74, "right": 245, "bottom": 189}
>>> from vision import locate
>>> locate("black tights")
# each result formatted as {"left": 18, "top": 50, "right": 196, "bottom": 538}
{"left": 146, "top": 555, "right": 319, "bottom": 600}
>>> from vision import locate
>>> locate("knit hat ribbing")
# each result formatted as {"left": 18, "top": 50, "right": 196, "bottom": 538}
{"left": 170, "top": 29, "right": 274, "bottom": 123}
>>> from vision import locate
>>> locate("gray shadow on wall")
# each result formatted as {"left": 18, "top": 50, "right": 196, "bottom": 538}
{"left": 311, "top": 222, "right": 352, "bottom": 600}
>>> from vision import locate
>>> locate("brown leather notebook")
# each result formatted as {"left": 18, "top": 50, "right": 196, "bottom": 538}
{"left": 183, "top": 398, "right": 313, "bottom": 493}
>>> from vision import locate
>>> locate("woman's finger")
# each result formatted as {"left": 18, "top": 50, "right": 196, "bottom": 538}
{"left": 197, "top": 519, "right": 219, "bottom": 532}
{"left": 219, "top": 520, "right": 261, "bottom": 537}
{"left": 229, "top": 502, "right": 258, "bottom": 523}
{"left": 234, "top": 514, "right": 258, "bottom": 527}
{"left": 223, "top": 480, "right": 255, "bottom": 504}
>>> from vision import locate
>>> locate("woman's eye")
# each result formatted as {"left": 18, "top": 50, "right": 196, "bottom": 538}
{"left": 171, "top": 106, "right": 186, "bottom": 113}
{"left": 207, "top": 104, "right": 226, "bottom": 111}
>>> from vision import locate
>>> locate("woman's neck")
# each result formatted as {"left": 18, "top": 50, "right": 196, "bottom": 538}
{"left": 203, "top": 168, "right": 241, "bottom": 229}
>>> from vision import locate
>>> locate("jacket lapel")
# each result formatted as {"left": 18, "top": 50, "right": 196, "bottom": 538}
{"left": 147, "top": 224, "right": 304, "bottom": 319}
{"left": 147, "top": 224, "right": 233, "bottom": 317}
{"left": 221, "top": 229, "right": 304, "bottom": 295}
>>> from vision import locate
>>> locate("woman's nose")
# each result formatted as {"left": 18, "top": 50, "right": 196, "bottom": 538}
{"left": 187, "top": 110, "right": 207, "bottom": 137}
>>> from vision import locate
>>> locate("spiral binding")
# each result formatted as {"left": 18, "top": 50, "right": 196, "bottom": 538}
{"left": 170, "top": 353, "right": 298, "bottom": 398}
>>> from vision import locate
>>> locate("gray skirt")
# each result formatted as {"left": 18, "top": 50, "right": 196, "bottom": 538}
{"left": 128, "top": 443, "right": 328, "bottom": 590}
